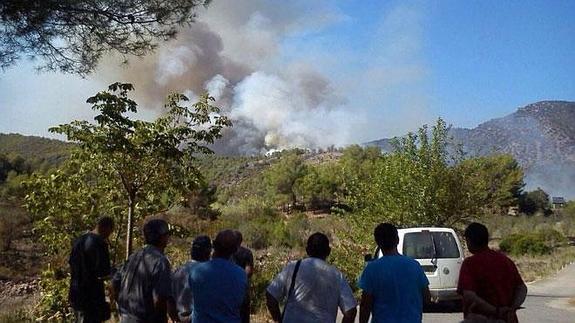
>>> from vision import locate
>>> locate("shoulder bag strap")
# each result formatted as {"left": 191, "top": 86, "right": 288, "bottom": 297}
{"left": 281, "top": 259, "right": 302, "bottom": 322}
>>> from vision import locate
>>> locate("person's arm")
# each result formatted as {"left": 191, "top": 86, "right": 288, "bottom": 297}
{"left": 167, "top": 297, "right": 180, "bottom": 322}
{"left": 338, "top": 272, "right": 358, "bottom": 323}
{"left": 359, "top": 292, "right": 373, "bottom": 323}
{"left": 153, "top": 259, "right": 178, "bottom": 321}
{"left": 240, "top": 287, "right": 250, "bottom": 323}
{"left": 342, "top": 307, "right": 357, "bottom": 323}
{"left": 265, "top": 291, "right": 282, "bottom": 322}
{"left": 498, "top": 282, "right": 527, "bottom": 323}
{"left": 511, "top": 282, "right": 527, "bottom": 309}
{"left": 461, "top": 290, "right": 497, "bottom": 316}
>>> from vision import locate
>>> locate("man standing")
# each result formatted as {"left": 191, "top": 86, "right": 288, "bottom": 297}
{"left": 231, "top": 230, "right": 254, "bottom": 323}
{"left": 358, "top": 223, "right": 430, "bottom": 323}
{"left": 458, "top": 222, "right": 527, "bottom": 323}
{"left": 69, "top": 216, "right": 114, "bottom": 323}
{"left": 172, "top": 235, "right": 212, "bottom": 321}
{"left": 188, "top": 229, "right": 248, "bottom": 323}
{"left": 112, "top": 219, "right": 178, "bottom": 323}
{"left": 266, "top": 232, "right": 357, "bottom": 323}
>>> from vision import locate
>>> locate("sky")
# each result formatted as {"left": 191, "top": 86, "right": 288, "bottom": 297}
{"left": 1, "top": 0, "right": 574, "bottom": 152}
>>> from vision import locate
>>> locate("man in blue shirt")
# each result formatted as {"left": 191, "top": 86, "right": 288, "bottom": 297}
{"left": 358, "top": 223, "right": 431, "bottom": 323}
{"left": 189, "top": 229, "right": 248, "bottom": 323}
{"left": 172, "top": 235, "right": 212, "bottom": 321}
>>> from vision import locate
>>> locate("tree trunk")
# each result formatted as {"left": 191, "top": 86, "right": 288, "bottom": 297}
{"left": 125, "top": 196, "right": 135, "bottom": 260}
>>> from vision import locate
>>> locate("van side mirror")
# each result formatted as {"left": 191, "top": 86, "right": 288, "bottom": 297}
{"left": 364, "top": 254, "right": 373, "bottom": 262}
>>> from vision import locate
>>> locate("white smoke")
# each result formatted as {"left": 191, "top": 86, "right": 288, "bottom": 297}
{"left": 95, "top": 0, "right": 427, "bottom": 154}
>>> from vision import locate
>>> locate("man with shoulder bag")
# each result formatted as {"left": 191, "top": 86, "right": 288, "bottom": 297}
{"left": 265, "top": 232, "right": 357, "bottom": 323}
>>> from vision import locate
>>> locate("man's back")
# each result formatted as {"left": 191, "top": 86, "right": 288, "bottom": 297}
{"left": 458, "top": 248, "right": 524, "bottom": 316}
{"left": 113, "top": 245, "right": 172, "bottom": 323}
{"left": 267, "top": 257, "right": 357, "bottom": 323}
{"left": 69, "top": 232, "right": 111, "bottom": 312}
{"left": 189, "top": 258, "right": 247, "bottom": 323}
{"left": 359, "top": 255, "right": 428, "bottom": 323}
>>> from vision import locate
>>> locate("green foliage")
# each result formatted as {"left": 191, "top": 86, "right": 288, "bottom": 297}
{"left": 0, "top": 133, "right": 71, "bottom": 166}
{"left": 456, "top": 154, "right": 524, "bottom": 215}
{"left": 43, "top": 82, "right": 231, "bottom": 256}
{"left": 24, "top": 83, "right": 231, "bottom": 318}
{"left": 0, "top": 0, "right": 209, "bottom": 74}
{"left": 348, "top": 119, "right": 476, "bottom": 234}
{"left": 265, "top": 151, "right": 308, "bottom": 207}
{"left": 499, "top": 232, "right": 552, "bottom": 256}
{"left": 298, "top": 162, "right": 343, "bottom": 210}
{"left": 35, "top": 267, "right": 72, "bottom": 321}
{"left": 519, "top": 188, "right": 551, "bottom": 215}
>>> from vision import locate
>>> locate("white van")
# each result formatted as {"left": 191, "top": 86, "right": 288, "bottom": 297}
{"left": 375, "top": 227, "right": 464, "bottom": 302}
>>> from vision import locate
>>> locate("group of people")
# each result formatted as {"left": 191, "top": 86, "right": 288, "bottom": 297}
{"left": 69, "top": 217, "right": 527, "bottom": 323}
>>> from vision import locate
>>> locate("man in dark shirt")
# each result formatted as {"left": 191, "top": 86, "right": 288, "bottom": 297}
{"left": 112, "top": 219, "right": 178, "bottom": 323}
{"left": 458, "top": 222, "right": 528, "bottom": 323}
{"left": 69, "top": 216, "right": 114, "bottom": 323}
{"left": 231, "top": 230, "right": 254, "bottom": 323}
{"left": 231, "top": 230, "right": 254, "bottom": 278}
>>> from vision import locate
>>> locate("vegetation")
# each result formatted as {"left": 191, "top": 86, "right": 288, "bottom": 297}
{"left": 19, "top": 83, "right": 230, "bottom": 318}
{"left": 519, "top": 188, "right": 552, "bottom": 215}
{"left": 0, "top": 0, "right": 209, "bottom": 74}
{"left": 2, "top": 110, "right": 575, "bottom": 320}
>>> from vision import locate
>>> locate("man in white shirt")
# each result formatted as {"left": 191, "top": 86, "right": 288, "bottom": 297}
{"left": 171, "top": 235, "right": 212, "bottom": 322}
{"left": 266, "top": 232, "right": 357, "bottom": 323}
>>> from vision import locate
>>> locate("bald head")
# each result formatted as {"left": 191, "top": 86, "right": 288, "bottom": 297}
{"left": 213, "top": 229, "right": 239, "bottom": 259}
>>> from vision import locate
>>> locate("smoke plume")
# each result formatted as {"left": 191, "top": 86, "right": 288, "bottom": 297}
{"left": 95, "top": 0, "right": 357, "bottom": 154}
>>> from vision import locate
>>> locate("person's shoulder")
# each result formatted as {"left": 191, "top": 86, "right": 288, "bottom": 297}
{"left": 239, "top": 245, "right": 253, "bottom": 255}
{"left": 83, "top": 232, "right": 106, "bottom": 249}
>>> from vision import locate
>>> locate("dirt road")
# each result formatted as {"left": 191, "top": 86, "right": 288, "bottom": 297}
{"left": 340, "top": 262, "right": 575, "bottom": 322}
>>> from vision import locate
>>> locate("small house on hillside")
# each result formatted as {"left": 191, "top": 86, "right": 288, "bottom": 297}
{"left": 552, "top": 197, "right": 566, "bottom": 209}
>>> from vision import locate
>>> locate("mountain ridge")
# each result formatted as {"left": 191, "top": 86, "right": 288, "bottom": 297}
{"left": 366, "top": 100, "right": 575, "bottom": 198}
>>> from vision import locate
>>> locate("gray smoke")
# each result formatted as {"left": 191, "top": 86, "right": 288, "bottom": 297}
{"left": 98, "top": 0, "right": 354, "bottom": 154}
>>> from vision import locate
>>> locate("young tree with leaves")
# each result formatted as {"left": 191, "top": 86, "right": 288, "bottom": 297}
{"left": 27, "top": 82, "right": 231, "bottom": 258}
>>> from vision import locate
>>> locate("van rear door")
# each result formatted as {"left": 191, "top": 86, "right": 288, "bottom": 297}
{"left": 428, "top": 231, "right": 463, "bottom": 289}
{"left": 402, "top": 231, "right": 442, "bottom": 288}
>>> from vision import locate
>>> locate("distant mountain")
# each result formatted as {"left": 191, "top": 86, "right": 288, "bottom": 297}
{"left": 366, "top": 101, "right": 575, "bottom": 199}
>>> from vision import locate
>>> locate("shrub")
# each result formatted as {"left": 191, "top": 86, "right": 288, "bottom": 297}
{"left": 35, "top": 267, "right": 72, "bottom": 321}
{"left": 500, "top": 232, "right": 552, "bottom": 256}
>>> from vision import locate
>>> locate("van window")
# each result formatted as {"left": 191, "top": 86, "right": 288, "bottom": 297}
{"left": 403, "top": 232, "right": 460, "bottom": 259}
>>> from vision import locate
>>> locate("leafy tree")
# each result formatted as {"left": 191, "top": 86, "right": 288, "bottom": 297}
{"left": 0, "top": 0, "right": 209, "bottom": 75}
{"left": 265, "top": 151, "right": 307, "bottom": 210}
{"left": 27, "top": 82, "right": 231, "bottom": 258}
{"left": 349, "top": 118, "right": 476, "bottom": 232}
{"left": 519, "top": 188, "right": 551, "bottom": 215}
{"left": 298, "top": 162, "right": 343, "bottom": 210}
{"left": 456, "top": 154, "right": 525, "bottom": 215}
{"left": 337, "top": 145, "right": 381, "bottom": 209}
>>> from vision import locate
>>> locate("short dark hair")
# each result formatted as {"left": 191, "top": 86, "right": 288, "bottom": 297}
{"left": 97, "top": 216, "right": 114, "bottom": 230}
{"left": 143, "top": 219, "right": 170, "bottom": 246}
{"left": 213, "top": 230, "right": 238, "bottom": 258}
{"left": 464, "top": 222, "right": 489, "bottom": 248}
{"left": 306, "top": 232, "right": 330, "bottom": 258}
{"left": 374, "top": 223, "right": 399, "bottom": 250}
{"left": 191, "top": 235, "right": 212, "bottom": 261}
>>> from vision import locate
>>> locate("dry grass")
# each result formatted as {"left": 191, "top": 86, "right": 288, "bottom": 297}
{"left": 512, "top": 246, "right": 575, "bottom": 282}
